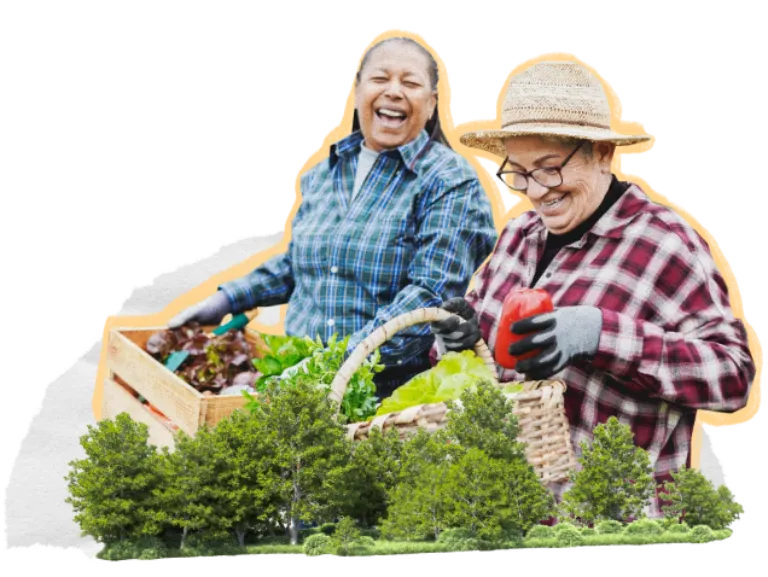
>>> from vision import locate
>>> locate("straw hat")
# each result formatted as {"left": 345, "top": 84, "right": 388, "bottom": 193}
{"left": 460, "top": 61, "right": 652, "bottom": 158}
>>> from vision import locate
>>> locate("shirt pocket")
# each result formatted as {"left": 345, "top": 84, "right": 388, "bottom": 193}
{"left": 349, "top": 213, "right": 417, "bottom": 302}
{"left": 291, "top": 218, "right": 334, "bottom": 280}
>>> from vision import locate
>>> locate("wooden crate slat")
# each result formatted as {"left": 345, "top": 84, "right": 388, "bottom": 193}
{"left": 102, "top": 377, "right": 178, "bottom": 449}
{"left": 201, "top": 395, "right": 249, "bottom": 428}
{"left": 107, "top": 329, "right": 202, "bottom": 436}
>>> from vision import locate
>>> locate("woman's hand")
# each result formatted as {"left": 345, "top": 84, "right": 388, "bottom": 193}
{"left": 508, "top": 305, "right": 602, "bottom": 379}
{"left": 168, "top": 291, "right": 233, "bottom": 329}
{"left": 430, "top": 297, "right": 481, "bottom": 352}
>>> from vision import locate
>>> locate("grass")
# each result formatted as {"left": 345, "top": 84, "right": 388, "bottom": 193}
{"left": 98, "top": 527, "right": 734, "bottom": 560}
{"left": 523, "top": 529, "right": 732, "bottom": 548}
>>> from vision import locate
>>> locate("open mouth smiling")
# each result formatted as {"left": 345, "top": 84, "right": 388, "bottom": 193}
{"left": 376, "top": 107, "right": 407, "bottom": 127}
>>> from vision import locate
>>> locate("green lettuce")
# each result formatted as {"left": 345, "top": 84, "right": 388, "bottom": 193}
{"left": 374, "top": 350, "right": 499, "bottom": 416}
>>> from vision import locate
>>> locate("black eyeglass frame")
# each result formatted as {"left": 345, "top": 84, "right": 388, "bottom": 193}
{"left": 496, "top": 140, "right": 585, "bottom": 193}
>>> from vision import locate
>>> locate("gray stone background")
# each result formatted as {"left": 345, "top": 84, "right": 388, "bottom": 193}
{"left": 4, "top": 233, "right": 724, "bottom": 554}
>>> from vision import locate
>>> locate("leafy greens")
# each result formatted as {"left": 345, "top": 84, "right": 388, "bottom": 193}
{"left": 247, "top": 334, "right": 383, "bottom": 423}
{"left": 374, "top": 350, "right": 521, "bottom": 417}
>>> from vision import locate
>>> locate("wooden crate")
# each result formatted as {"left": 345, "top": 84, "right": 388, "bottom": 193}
{"left": 102, "top": 326, "right": 261, "bottom": 448}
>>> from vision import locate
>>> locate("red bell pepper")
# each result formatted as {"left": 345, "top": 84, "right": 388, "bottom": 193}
{"left": 495, "top": 288, "right": 554, "bottom": 370}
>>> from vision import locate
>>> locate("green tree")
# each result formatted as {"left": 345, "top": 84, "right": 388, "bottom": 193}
{"left": 156, "top": 428, "right": 234, "bottom": 548}
{"left": 255, "top": 380, "right": 352, "bottom": 545}
{"left": 560, "top": 417, "right": 655, "bottom": 524}
{"left": 65, "top": 413, "right": 165, "bottom": 543}
{"left": 333, "top": 426, "right": 403, "bottom": 527}
{"left": 211, "top": 409, "right": 278, "bottom": 546}
{"left": 332, "top": 516, "right": 361, "bottom": 555}
{"left": 383, "top": 383, "right": 554, "bottom": 542}
{"left": 444, "top": 448, "right": 509, "bottom": 541}
{"left": 444, "top": 380, "right": 525, "bottom": 462}
{"left": 382, "top": 460, "right": 452, "bottom": 541}
{"left": 397, "top": 428, "right": 454, "bottom": 482}
{"left": 444, "top": 381, "right": 553, "bottom": 536}
{"left": 381, "top": 429, "right": 453, "bottom": 541}
{"left": 502, "top": 457, "right": 555, "bottom": 536}
{"left": 658, "top": 466, "right": 743, "bottom": 530}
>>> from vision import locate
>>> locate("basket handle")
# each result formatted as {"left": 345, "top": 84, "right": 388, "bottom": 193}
{"left": 328, "top": 307, "right": 498, "bottom": 411}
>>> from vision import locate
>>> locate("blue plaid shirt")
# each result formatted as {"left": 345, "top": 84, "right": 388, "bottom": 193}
{"left": 219, "top": 129, "right": 497, "bottom": 368}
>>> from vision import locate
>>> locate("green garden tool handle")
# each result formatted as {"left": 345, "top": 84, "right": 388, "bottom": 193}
{"left": 211, "top": 312, "right": 251, "bottom": 335}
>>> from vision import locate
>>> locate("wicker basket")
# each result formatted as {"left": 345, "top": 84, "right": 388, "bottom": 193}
{"left": 328, "top": 307, "right": 578, "bottom": 486}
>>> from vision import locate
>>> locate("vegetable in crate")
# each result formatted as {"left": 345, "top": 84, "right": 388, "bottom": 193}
{"left": 495, "top": 288, "right": 553, "bottom": 370}
{"left": 251, "top": 334, "right": 322, "bottom": 389}
{"left": 145, "top": 325, "right": 257, "bottom": 394}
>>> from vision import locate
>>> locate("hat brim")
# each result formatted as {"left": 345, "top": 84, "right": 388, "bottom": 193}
{"left": 460, "top": 125, "right": 652, "bottom": 158}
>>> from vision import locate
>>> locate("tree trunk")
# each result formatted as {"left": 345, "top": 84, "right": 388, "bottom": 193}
{"left": 180, "top": 526, "right": 188, "bottom": 550}
{"left": 235, "top": 524, "right": 247, "bottom": 547}
{"left": 289, "top": 515, "right": 300, "bottom": 546}
{"left": 290, "top": 471, "right": 302, "bottom": 545}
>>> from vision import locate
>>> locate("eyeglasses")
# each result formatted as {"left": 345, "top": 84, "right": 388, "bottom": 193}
{"left": 496, "top": 141, "right": 585, "bottom": 193}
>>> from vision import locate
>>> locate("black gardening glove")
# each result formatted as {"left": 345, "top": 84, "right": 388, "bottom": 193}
{"left": 430, "top": 297, "right": 481, "bottom": 353}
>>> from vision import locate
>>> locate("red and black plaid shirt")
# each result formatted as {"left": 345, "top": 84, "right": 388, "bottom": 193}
{"left": 438, "top": 181, "right": 755, "bottom": 516}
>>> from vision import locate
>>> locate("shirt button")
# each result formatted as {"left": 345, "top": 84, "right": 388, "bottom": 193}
{"left": 545, "top": 272, "right": 552, "bottom": 278}
{"left": 330, "top": 266, "right": 338, "bottom": 274}
{"left": 327, "top": 319, "right": 335, "bottom": 327}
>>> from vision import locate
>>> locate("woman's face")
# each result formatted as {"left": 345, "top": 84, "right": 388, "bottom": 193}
{"left": 503, "top": 135, "right": 614, "bottom": 234}
{"left": 355, "top": 42, "right": 437, "bottom": 152}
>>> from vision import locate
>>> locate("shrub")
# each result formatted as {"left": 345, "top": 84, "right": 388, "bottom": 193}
{"left": 523, "top": 538, "right": 550, "bottom": 548}
{"left": 98, "top": 536, "right": 168, "bottom": 561}
{"left": 438, "top": 528, "right": 474, "bottom": 543}
{"left": 580, "top": 527, "right": 596, "bottom": 536}
{"left": 624, "top": 519, "right": 663, "bottom": 536}
{"left": 555, "top": 524, "right": 584, "bottom": 548}
{"left": 356, "top": 536, "right": 376, "bottom": 548}
{"left": 665, "top": 522, "right": 691, "bottom": 534}
{"left": 299, "top": 526, "right": 321, "bottom": 538}
{"left": 689, "top": 525, "right": 716, "bottom": 544}
{"left": 553, "top": 521, "right": 578, "bottom": 533}
{"left": 713, "top": 529, "right": 732, "bottom": 540}
{"left": 338, "top": 541, "right": 375, "bottom": 557}
{"left": 560, "top": 418, "right": 655, "bottom": 524}
{"left": 659, "top": 516, "right": 681, "bottom": 530}
{"left": 595, "top": 520, "right": 624, "bottom": 534}
{"left": 450, "top": 538, "right": 497, "bottom": 551}
{"left": 303, "top": 534, "right": 333, "bottom": 556}
{"left": 659, "top": 467, "right": 743, "bottom": 530}
{"left": 525, "top": 525, "right": 555, "bottom": 540}
{"left": 359, "top": 527, "right": 381, "bottom": 540}
{"left": 319, "top": 522, "right": 337, "bottom": 536}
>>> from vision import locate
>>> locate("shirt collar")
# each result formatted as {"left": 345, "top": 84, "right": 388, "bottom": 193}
{"left": 523, "top": 178, "right": 648, "bottom": 242}
{"left": 329, "top": 129, "right": 431, "bottom": 174}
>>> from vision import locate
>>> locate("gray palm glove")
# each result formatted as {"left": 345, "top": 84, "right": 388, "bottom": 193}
{"left": 429, "top": 297, "right": 481, "bottom": 353}
{"left": 508, "top": 306, "right": 602, "bottom": 379}
{"left": 168, "top": 290, "right": 233, "bottom": 329}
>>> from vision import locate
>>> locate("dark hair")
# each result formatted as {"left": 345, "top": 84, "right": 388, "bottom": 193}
{"left": 351, "top": 37, "right": 451, "bottom": 149}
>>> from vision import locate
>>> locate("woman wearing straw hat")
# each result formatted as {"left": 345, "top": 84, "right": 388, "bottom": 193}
{"left": 168, "top": 37, "right": 497, "bottom": 398}
{"left": 430, "top": 60, "right": 755, "bottom": 514}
